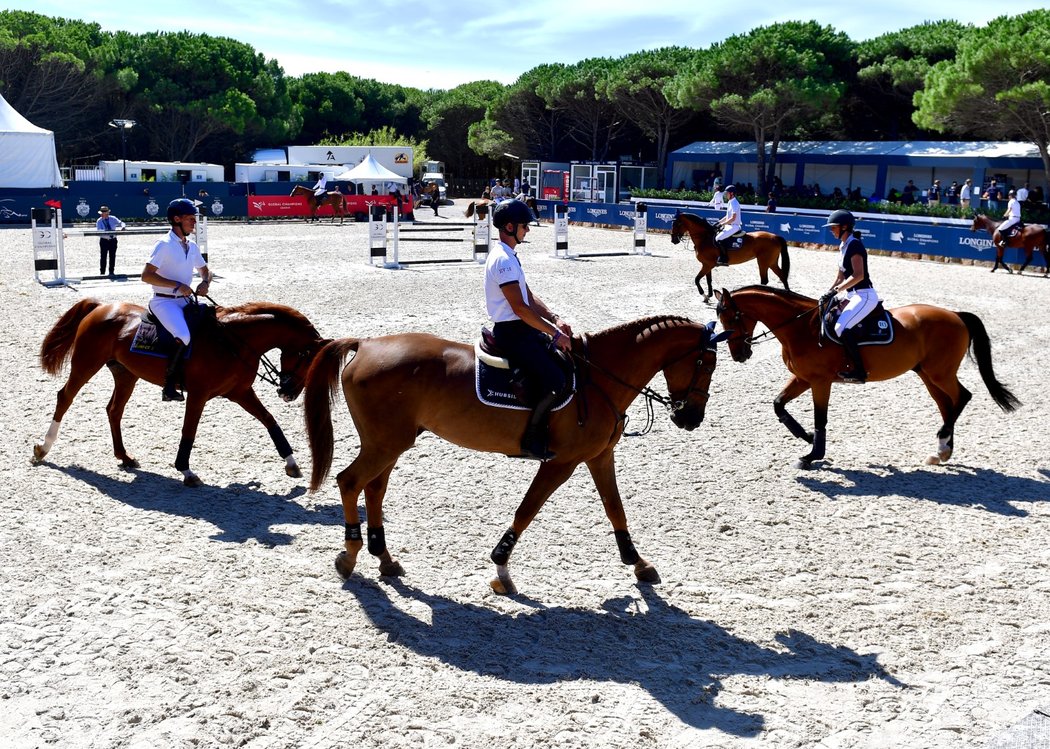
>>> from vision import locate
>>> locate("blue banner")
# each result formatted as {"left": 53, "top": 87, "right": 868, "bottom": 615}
{"left": 534, "top": 199, "right": 1025, "bottom": 264}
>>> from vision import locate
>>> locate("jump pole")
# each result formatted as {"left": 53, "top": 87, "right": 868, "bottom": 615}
{"left": 551, "top": 202, "right": 649, "bottom": 259}
{"left": 369, "top": 207, "right": 492, "bottom": 268}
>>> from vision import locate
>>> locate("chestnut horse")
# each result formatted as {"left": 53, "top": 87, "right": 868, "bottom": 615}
{"left": 670, "top": 212, "right": 790, "bottom": 303}
{"left": 290, "top": 184, "right": 347, "bottom": 224}
{"left": 303, "top": 317, "right": 727, "bottom": 595}
{"left": 34, "top": 299, "right": 327, "bottom": 487}
{"left": 464, "top": 196, "right": 539, "bottom": 221}
{"left": 714, "top": 286, "right": 1019, "bottom": 469}
{"left": 970, "top": 214, "right": 1048, "bottom": 276}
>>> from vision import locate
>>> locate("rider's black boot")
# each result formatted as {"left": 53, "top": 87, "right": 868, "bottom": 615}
{"left": 515, "top": 390, "right": 560, "bottom": 461}
{"left": 837, "top": 328, "right": 867, "bottom": 384}
{"left": 716, "top": 239, "right": 730, "bottom": 266}
{"left": 162, "top": 341, "right": 187, "bottom": 402}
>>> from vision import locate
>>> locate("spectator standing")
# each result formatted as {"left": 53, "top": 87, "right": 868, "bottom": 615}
{"left": 1017, "top": 182, "right": 1030, "bottom": 203}
{"left": 902, "top": 180, "right": 916, "bottom": 205}
{"left": 946, "top": 181, "right": 959, "bottom": 206}
{"left": 928, "top": 179, "right": 941, "bottom": 205}
{"left": 960, "top": 178, "right": 972, "bottom": 210}
{"left": 766, "top": 192, "right": 777, "bottom": 213}
{"left": 711, "top": 184, "right": 725, "bottom": 211}
{"left": 95, "top": 205, "right": 126, "bottom": 276}
{"left": 983, "top": 179, "right": 1002, "bottom": 213}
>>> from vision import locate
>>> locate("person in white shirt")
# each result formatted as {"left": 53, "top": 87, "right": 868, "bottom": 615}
{"left": 95, "top": 205, "right": 126, "bottom": 276}
{"left": 312, "top": 173, "right": 328, "bottom": 197}
{"left": 996, "top": 189, "right": 1022, "bottom": 250}
{"left": 714, "top": 184, "right": 742, "bottom": 266}
{"left": 1016, "top": 183, "right": 1030, "bottom": 203}
{"left": 711, "top": 186, "right": 724, "bottom": 211}
{"left": 140, "top": 199, "right": 212, "bottom": 402}
{"left": 959, "top": 178, "right": 972, "bottom": 211}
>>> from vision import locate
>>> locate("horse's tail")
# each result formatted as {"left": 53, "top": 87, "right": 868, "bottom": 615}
{"left": 464, "top": 202, "right": 475, "bottom": 218}
{"left": 304, "top": 337, "right": 362, "bottom": 492}
{"left": 958, "top": 311, "right": 1021, "bottom": 413}
{"left": 39, "top": 299, "right": 103, "bottom": 376}
{"left": 778, "top": 235, "right": 790, "bottom": 282}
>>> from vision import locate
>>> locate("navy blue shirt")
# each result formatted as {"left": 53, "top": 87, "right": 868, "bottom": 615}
{"left": 839, "top": 235, "right": 873, "bottom": 290}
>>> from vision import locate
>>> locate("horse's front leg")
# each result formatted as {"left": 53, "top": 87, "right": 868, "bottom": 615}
{"left": 773, "top": 376, "right": 813, "bottom": 442}
{"left": 175, "top": 394, "right": 208, "bottom": 487}
{"left": 1018, "top": 248, "right": 1031, "bottom": 275}
{"left": 796, "top": 381, "right": 831, "bottom": 470}
{"left": 228, "top": 388, "right": 301, "bottom": 478}
{"left": 693, "top": 267, "right": 714, "bottom": 303}
{"left": 585, "top": 450, "right": 658, "bottom": 585}
{"left": 490, "top": 461, "right": 577, "bottom": 595}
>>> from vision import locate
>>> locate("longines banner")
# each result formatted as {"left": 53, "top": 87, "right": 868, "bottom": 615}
{"left": 533, "top": 200, "right": 1022, "bottom": 264}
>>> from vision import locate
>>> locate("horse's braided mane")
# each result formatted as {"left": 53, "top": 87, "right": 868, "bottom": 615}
{"left": 596, "top": 315, "right": 695, "bottom": 342}
{"left": 732, "top": 284, "right": 813, "bottom": 303}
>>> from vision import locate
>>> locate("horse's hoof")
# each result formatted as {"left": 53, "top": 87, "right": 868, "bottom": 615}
{"left": 634, "top": 559, "right": 661, "bottom": 584}
{"left": 334, "top": 551, "right": 357, "bottom": 580}
{"left": 119, "top": 457, "right": 140, "bottom": 469}
{"left": 490, "top": 575, "right": 517, "bottom": 596}
{"left": 183, "top": 474, "right": 203, "bottom": 488}
{"left": 31, "top": 443, "right": 47, "bottom": 464}
{"left": 925, "top": 455, "right": 941, "bottom": 465}
{"left": 378, "top": 559, "right": 405, "bottom": 577}
{"left": 795, "top": 457, "right": 817, "bottom": 470}
{"left": 286, "top": 464, "right": 302, "bottom": 479}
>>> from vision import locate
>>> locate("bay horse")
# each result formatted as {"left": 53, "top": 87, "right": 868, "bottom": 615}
{"left": 464, "top": 196, "right": 539, "bottom": 221}
{"left": 303, "top": 317, "right": 728, "bottom": 595}
{"left": 34, "top": 299, "right": 328, "bottom": 487}
{"left": 670, "top": 212, "right": 790, "bottom": 303}
{"left": 290, "top": 184, "right": 347, "bottom": 224}
{"left": 714, "top": 286, "right": 1019, "bottom": 469}
{"left": 969, "top": 214, "right": 1048, "bottom": 276}
{"left": 419, "top": 182, "right": 442, "bottom": 215}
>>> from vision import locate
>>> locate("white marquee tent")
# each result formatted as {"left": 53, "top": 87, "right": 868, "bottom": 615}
{"left": 335, "top": 153, "right": 407, "bottom": 184}
{"left": 0, "top": 93, "right": 63, "bottom": 188}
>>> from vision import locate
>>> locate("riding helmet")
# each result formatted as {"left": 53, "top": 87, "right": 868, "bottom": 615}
{"left": 167, "top": 198, "right": 199, "bottom": 223}
{"left": 824, "top": 209, "right": 855, "bottom": 229}
{"left": 723, "top": 184, "right": 736, "bottom": 193}
{"left": 493, "top": 199, "right": 533, "bottom": 230}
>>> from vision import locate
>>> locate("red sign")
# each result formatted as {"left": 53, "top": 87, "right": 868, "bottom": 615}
{"left": 246, "top": 195, "right": 413, "bottom": 218}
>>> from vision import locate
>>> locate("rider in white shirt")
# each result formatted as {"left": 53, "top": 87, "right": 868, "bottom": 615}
{"left": 714, "top": 184, "right": 742, "bottom": 266}
{"left": 995, "top": 189, "right": 1022, "bottom": 249}
{"left": 312, "top": 174, "right": 328, "bottom": 197}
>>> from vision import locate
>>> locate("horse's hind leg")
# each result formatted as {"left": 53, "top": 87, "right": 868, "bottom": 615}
{"left": 106, "top": 362, "right": 140, "bottom": 468}
{"left": 916, "top": 370, "right": 971, "bottom": 465}
{"left": 585, "top": 450, "right": 659, "bottom": 585}
{"left": 333, "top": 450, "right": 402, "bottom": 580}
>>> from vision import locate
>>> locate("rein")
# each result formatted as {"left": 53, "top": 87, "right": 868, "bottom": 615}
{"left": 198, "top": 294, "right": 294, "bottom": 388}
{"left": 721, "top": 298, "right": 817, "bottom": 347}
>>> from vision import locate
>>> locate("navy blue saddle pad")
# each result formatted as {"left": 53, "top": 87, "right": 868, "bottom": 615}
{"left": 129, "top": 306, "right": 209, "bottom": 357}
{"left": 821, "top": 301, "right": 895, "bottom": 346}
{"left": 475, "top": 329, "right": 574, "bottom": 411}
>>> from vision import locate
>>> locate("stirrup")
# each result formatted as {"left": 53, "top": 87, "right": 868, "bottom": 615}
{"left": 162, "top": 385, "right": 185, "bottom": 402}
{"left": 716, "top": 255, "right": 729, "bottom": 267}
{"left": 837, "top": 370, "right": 866, "bottom": 384}
{"left": 510, "top": 438, "right": 556, "bottom": 462}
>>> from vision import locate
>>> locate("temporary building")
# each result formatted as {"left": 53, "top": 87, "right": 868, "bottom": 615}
{"left": 0, "top": 93, "right": 63, "bottom": 188}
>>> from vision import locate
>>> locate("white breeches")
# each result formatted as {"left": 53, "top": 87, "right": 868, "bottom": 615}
{"left": 149, "top": 296, "right": 191, "bottom": 344}
{"left": 834, "top": 288, "right": 880, "bottom": 336}
{"left": 997, "top": 217, "right": 1019, "bottom": 236}
{"left": 715, "top": 225, "right": 741, "bottom": 243}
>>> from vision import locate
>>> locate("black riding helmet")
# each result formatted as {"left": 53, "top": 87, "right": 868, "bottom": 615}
{"left": 167, "top": 198, "right": 199, "bottom": 224}
{"left": 492, "top": 199, "right": 533, "bottom": 232}
{"left": 824, "top": 208, "right": 856, "bottom": 230}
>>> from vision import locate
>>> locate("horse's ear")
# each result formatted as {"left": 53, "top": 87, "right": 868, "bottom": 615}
{"left": 713, "top": 289, "right": 724, "bottom": 302}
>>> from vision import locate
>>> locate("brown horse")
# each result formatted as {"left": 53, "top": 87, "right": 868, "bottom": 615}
{"left": 670, "top": 212, "right": 791, "bottom": 303}
{"left": 464, "top": 196, "right": 539, "bottom": 221}
{"left": 290, "top": 184, "right": 347, "bottom": 224}
{"left": 303, "top": 317, "right": 727, "bottom": 595}
{"left": 418, "top": 182, "right": 443, "bottom": 215}
{"left": 970, "top": 214, "right": 1048, "bottom": 276}
{"left": 34, "top": 299, "right": 328, "bottom": 487}
{"left": 714, "top": 285, "right": 1019, "bottom": 469}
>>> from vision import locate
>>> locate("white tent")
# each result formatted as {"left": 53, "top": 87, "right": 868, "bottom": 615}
{"left": 335, "top": 153, "right": 408, "bottom": 184}
{"left": 0, "top": 93, "right": 63, "bottom": 188}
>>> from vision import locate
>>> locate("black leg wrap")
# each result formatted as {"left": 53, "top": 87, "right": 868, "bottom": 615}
{"left": 614, "top": 529, "right": 640, "bottom": 565}
{"left": 268, "top": 424, "right": 293, "bottom": 458}
{"left": 775, "top": 400, "right": 810, "bottom": 441}
{"left": 367, "top": 526, "right": 386, "bottom": 556}
{"left": 490, "top": 528, "right": 518, "bottom": 565}
{"left": 345, "top": 523, "right": 362, "bottom": 542}
{"left": 174, "top": 437, "right": 193, "bottom": 471}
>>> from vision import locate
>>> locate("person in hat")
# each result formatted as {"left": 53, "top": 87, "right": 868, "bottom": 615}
{"left": 714, "top": 184, "right": 741, "bottom": 266}
{"left": 819, "top": 209, "right": 880, "bottom": 384}
{"left": 140, "top": 198, "right": 212, "bottom": 402}
{"left": 484, "top": 199, "right": 573, "bottom": 461}
{"left": 95, "top": 205, "right": 126, "bottom": 276}
{"left": 996, "top": 188, "right": 1021, "bottom": 250}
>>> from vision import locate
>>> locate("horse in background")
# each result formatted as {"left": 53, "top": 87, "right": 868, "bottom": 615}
{"left": 464, "top": 196, "right": 539, "bottom": 221}
{"left": 970, "top": 214, "right": 1048, "bottom": 276}
{"left": 670, "top": 212, "right": 790, "bottom": 303}
{"left": 290, "top": 184, "right": 347, "bottom": 225}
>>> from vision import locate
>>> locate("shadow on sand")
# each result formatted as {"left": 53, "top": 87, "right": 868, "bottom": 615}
{"left": 346, "top": 578, "right": 904, "bottom": 737}
{"left": 42, "top": 461, "right": 341, "bottom": 545}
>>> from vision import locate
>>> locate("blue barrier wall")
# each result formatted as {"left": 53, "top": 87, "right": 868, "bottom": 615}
{"left": 533, "top": 199, "right": 1033, "bottom": 266}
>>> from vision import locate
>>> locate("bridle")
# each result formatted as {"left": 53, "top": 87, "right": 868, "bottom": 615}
{"left": 573, "top": 330, "right": 717, "bottom": 437}
{"left": 716, "top": 295, "right": 816, "bottom": 349}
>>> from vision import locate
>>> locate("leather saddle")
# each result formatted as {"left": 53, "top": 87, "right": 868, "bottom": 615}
{"left": 475, "top": 328, "right": 575, "bottom": 411}
{"left": 820, "top": 299, "right": 895, "bottom": 346}
{"left": 130, "top": 302, "right": 215, "bottom": 358}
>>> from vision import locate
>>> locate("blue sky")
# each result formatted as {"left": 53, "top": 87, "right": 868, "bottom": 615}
{"left": 9, "top": 1, "right": 1050, "bottom": 89}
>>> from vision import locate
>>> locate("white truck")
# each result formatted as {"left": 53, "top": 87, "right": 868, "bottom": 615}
{"left": 419, "top": 160, "right": 448, "bottom": 203}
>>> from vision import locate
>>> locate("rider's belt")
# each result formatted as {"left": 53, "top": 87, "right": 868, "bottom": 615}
{"left": 154, "top": 292, "right": 181, "bottom": 298}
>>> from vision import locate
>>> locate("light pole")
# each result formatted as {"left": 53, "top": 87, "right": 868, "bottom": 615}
{"left": 108, "top": 119, "right": 136, "bottom": 181}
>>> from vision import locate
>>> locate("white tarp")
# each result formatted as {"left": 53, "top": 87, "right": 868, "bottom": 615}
{"left": 335, "top": 153, "right": 407, "bottom": 183}
{"left": 0, "top": 93, "right": 63, "bottom": 188}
